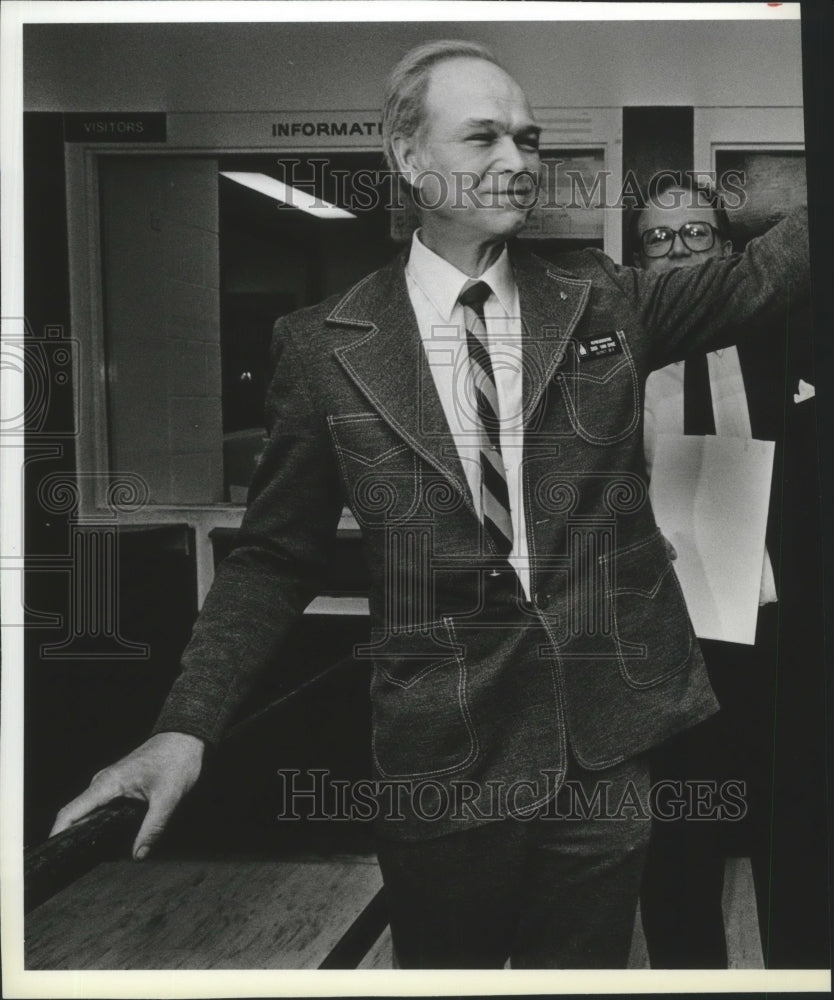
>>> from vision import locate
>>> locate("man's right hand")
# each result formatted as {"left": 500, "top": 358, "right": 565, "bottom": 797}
{"left": 49, "top": 731, "right": 205, "bottom": 861}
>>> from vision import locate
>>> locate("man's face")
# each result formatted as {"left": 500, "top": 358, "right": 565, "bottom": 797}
{"left": 394, "top": 57, "right": 541, "bottom": 244}
{"left": 635, "top": 191, "right": 733, "bottom": 272}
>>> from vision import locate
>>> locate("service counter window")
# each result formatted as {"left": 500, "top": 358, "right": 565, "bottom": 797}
{"left": 98, "top": 152, "right": 402, "bottom": 508}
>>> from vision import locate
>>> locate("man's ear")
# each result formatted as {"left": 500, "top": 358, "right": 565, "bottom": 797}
{"left": 720, "top": 238, "right": 733, "bottom": 258}
{"left": 391, "top": 134, "right": 423, "bottom": 190}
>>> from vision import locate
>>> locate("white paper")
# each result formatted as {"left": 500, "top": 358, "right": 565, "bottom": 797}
{"left": 649, "top": 434, "right": 775, "bottom": 644}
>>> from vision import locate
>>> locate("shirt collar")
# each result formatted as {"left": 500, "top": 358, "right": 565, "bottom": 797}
{"left": 406, "top": 229, "right": 516, "bottom": 320}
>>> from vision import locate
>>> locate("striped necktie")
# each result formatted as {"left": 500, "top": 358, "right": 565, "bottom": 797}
{"left": 458, "top": 279, "right": 514, "bottom": 558}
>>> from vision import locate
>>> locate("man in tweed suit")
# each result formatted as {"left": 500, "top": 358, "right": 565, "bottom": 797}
{"left": 53, "top": 40, "right": 809, "bottom": 968}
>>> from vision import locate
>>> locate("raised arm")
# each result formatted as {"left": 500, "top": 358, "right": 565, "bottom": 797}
{"left": 615, "top": 208, "right": 810, "bottom": 369}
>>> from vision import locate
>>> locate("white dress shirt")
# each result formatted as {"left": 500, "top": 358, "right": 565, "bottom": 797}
{"left": 405, "top": 230, "right": 531, "bottom": 598}
{"left": 644, "top": 347, "right": 777, "bottom": 606}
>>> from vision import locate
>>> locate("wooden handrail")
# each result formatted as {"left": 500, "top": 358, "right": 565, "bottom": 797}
{"left": 24, "top": 654, "right": 365, "bottom": 913}
{"left": 24, "top": 799, "right": 145, "bottom": 913}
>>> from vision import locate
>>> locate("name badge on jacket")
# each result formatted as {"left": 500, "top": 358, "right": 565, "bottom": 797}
{"left": 577, "top": 331, "right": 625, "bottom": 361}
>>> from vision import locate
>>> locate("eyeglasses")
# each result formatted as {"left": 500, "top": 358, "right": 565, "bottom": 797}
{"left": 639, "top": 221, "right": 721, "bottom": 258}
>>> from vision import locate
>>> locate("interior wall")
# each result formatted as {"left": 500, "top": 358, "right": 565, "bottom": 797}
{"left": 24, "top": 19, "right": 803, "bottom": 113}
{"left": 99, "top": 157, "right": 223, "bottom": 504}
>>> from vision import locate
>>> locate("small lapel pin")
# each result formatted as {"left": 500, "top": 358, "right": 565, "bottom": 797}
{"left": 559, "top": 291, "right": 568, "bottom": 301}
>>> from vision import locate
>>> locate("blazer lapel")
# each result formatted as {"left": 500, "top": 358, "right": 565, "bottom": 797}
{"left": 330, "top": 254, "right": 476, "bottom": 512}
{"left": 510, "top": 247, "right": 592, "bottom": 427}
{"left": 329, "top": 246, "right": 594, "bottom": 510}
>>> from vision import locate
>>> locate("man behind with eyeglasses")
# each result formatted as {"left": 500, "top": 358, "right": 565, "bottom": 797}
{"left": 635, "top": 178, "right": 735, "bottom": 484}
{"left": 633, "top": 175, "right": 827, "bottom": 968}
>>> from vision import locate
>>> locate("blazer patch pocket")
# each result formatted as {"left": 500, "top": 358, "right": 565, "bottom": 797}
{"left": 368, "top": 624, "right": 479, "bottom": 779}
{"left": 558, "top": 330, "right": 640, "bottom": 444}
{"left": 328, "top": 412, "right": 420, "bottom": 525}
{"left": 600, "top": 530, "right": 693, "bottom": 688}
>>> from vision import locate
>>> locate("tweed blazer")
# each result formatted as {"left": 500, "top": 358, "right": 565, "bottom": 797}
{"left": 154, "top": 211, "right": 809, "bottom": 838}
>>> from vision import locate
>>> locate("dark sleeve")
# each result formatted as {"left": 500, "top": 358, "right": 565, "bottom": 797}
{"left": 152, "top": 320, "right": 343, "bottom": 744}
{"left": 610, "top": 209, "right": 809, "bottom": 370}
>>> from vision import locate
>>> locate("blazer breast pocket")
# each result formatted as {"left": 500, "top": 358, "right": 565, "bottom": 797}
{"left": 328, "top": 412, "right": 420, "bottom": 525}
{"left": 558, "top": 330, "right": 640, "bottom": 444}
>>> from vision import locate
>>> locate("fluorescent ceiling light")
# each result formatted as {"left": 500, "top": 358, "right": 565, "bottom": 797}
{"left": 220, "top": 171, "right": 356, "bottom": 219}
